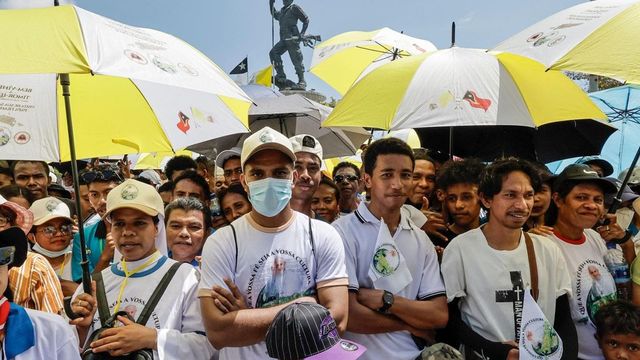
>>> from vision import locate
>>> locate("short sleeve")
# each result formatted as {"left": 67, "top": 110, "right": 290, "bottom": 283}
{"left": 71, "top": 232, "right": 82, "bottom": 282}
{"left": 403, "top": 205, "right": 427, "bottom": 229}
{"left": 417, "top": 238, "right": 446, "bottom": 300}
{"left": 549, "top": 241, "right": 573, "bottom": 299}
{"left": 313, "top": 220, "right": 348, "bottom": 285}
{"left": 198, "top": 226, "right": 236, "bottom": 296}
{"left": 332, "top": 221, "right": 359, "bottom": 291}
{"left": 632, "top": 256, "right": 640, "bottom": 285}
{"left": 440, "top": 239, "right": 467, "bottom": 302}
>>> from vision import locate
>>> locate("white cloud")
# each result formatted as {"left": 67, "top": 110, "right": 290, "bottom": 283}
{"left": 457, "top": 11, "right": 475, "bottom": 24}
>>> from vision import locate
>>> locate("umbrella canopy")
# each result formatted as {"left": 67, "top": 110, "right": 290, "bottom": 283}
{"left": 310, "top": 27, "right": 436, "bottom": 95}
{"left": 133, "top": 150, "right": 198, "bottom": 170}
{"left": 0, "top": 5, "right": 251, "bottom": 161}
{"left": 323, "top": 47, "right": 606, "bottom": 130}
{"left": 385, "top": 129, "right": 422, "bottom": 149}
{"left": 492, "top": 0, "right": 640, "bottom": 83}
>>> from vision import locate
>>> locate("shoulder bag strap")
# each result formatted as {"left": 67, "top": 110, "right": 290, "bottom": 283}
{"left": 523, "top": 232, "right": 539, "bottom": 301}
{"left": 231, "top": 224, "right": 238, "bottom": 277}
{"left": 93, "top": 271, "right": 110, "bottom": 326}
{"left": 308, "top": 216, "right": 316, "bottom": 272}
{"left": 136, "top": 262, "right": 182, "bottom": 325}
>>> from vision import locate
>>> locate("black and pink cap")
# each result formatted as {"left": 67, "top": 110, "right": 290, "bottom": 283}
{"left": 266, "top": 302, "right": 365, "bottom": 360}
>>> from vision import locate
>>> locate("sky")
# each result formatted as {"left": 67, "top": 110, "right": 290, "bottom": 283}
{"left": 0, "top": 0, "right": 586, "bottom": 100}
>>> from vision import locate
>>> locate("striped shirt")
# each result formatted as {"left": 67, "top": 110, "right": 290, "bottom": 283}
{"left": 8, "top": 252, "right": 64, "bottom": 314}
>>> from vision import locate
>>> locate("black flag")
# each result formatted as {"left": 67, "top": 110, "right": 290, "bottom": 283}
{"left": 230, "top": 57, "right": 248, "bottom": 75}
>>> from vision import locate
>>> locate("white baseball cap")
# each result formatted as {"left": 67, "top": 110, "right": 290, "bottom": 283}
{"left": 241, "top": 126, "right": 296, "bottom": 169}
{"left": 215, "top": 147, "right": 242, "bottom": 168}
{"left": 289, "top": 134, "right": 323, "bottom": 160}
{"left": 105, "top": 179, "right": 165, "bottom": 219}
{"left": 30, "top": 197, "right": 72, "bottom": 226}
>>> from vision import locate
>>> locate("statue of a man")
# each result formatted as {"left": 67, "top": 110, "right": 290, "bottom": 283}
{"left": 269, "top": 0, "right": 309, "bottom": 90}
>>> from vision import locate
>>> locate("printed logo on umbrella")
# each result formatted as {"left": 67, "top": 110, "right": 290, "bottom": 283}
{"left": 463, "top": 90, "right": 492, "bottom": 112}
{"left": 177, "top": 111, "right": 191, "bottom": 134}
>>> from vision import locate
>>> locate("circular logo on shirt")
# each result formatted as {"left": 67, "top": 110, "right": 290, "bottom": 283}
{"left": 120, "top": 184, "right": 139, "bottom": 200}
{"left": 521, "top": 318, "right": 562, "bottom": 358}
{"left": 372, "top": 244, "right": 400, "bottom": 276}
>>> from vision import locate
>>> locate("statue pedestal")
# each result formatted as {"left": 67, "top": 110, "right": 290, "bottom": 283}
{"left": 281, "top": 89, "right": 327, "bottom": 104}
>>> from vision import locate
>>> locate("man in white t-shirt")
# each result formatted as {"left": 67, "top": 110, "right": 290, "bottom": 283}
{"left": 441, "top": 158, "right": 577, "bottom": 360}
{"left": 198, "top": 126, "right": 349, "bottom": 359}
{"left": 289, "top": 134, "right": 323, "bottom": 217}
{"left": 333, "top": 138, "right": 448, "bottom": 360}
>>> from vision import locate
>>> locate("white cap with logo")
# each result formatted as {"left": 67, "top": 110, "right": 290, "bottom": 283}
{"left": 105, "top": 179, "right": 165, "bottom": 219}
{"left": 30, "top": 197, "right": 72, "bottom": 226}
{"left": 241, "top": 126, "right": 296, "bottom": 168}
{"left": 289, "top": 134, "right": 323, "bottom": 160}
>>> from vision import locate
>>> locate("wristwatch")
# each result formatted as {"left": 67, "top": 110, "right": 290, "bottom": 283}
{"left": 378, "top": 290, "right": 394, "bottom": 313}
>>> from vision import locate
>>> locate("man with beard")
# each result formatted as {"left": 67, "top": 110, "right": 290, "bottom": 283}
{"left": 333, "top": 162, "right": 361, "bottom": 215}
{"left": 289, "top": 134, "right": 323, "bottom": 217}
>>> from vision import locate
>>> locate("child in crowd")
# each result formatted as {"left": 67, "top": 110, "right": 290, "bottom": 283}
{"left": 594, "top": 301, "right": 640, "bottom": 360}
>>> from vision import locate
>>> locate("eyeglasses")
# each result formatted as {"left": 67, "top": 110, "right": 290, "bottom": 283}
{"left": 80, "top": 169, "right": 123, "bottom": 184}
{"left": 0, "top": 246, "right": 15, "bottom": 266}
{"left": 36, "top": 224, "right": 73, "bottom": 237}
{"left": 334, "top": 175, "right": 359, "bottom": 183}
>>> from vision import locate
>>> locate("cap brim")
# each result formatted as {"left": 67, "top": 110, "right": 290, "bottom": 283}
{"left": 0, "top": 227, "right": 28, "bottom": 269}
{"left": 33, "top": 214, "right": 73, "bottom": 226}
{"left": 104, "top": 204, "right": 159, "bottom": 220}
{"left": 215, "top": 150, "right": 241, "bottom": 168}
{"left": 305, "top": 340, "right": 366, "bottom": 360}
{"left": 242, "top": 144, "right": 296, "bottom": 168}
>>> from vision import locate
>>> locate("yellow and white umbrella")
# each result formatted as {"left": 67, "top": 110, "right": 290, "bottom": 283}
{"left": 384, "top": 129, "right": 421, "bottom": 149}
{"left": 133, "top": 150, "right": 198, "bottom": 170}
{"left": 493, "top": 0, "right": 640, "bottom": 83}
{"left": 310, "top": 27, "right": 436, "bottom": 95}
{"left": 323, "top": 47, "right": 606, "bottom": 131}
{"left": 0, "top": 5, "right": 251, "bottom": 162}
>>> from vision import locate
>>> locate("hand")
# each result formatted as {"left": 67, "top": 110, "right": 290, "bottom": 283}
{"left": 356, "top": 288, "right": 385, "bottom": 311}
{"left": 118, "top": 155, "right": 131, "bottom": 179}
{"left": 410, "top": 327, "right": 436, "bottom": 343}
{"left": 69, "top": 281, "right": 97, "bottom": 328}
{"left": 506, "top": 348, "right": 519, "bottom": 360}
{"left": 211, "top": 278, "right": 248, "bottom": 313}
{"left": 528, "top": 225, "right": 554, "bottom": 236}
{"left": 90, "top": 316, "right": 157, "bottom": 355}
{"left": 421, "top": 208, "right": 448, "bottom": 244}
{"left": 99, "top": 233, "right": 116, "bottom": 262}
{"left": 597, "top": 214, "right": 626, "bottom": 242}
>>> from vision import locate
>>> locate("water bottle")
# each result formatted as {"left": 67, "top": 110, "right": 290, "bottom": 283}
{"left": 603, "top": 241, "right": 631, "bottom": 301}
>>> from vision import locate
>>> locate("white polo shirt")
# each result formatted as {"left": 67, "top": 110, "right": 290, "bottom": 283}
{"left": 333, "top": 202, "right": 445, "bottom": 360}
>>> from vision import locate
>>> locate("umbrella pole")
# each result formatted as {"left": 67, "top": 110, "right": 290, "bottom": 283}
{"left": 59, "top": 74, "right": 92, "bottom": 295}
{"left": 448, "top": 127, "right": 453, "bottom": 159}
{"left": 609, "top": 145, "right": 640, "bottom": 214}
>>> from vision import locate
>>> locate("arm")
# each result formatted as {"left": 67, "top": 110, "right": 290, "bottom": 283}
{"left": 296, "top": 6, "right": 309, "bottom": 35}
{"left": 346, "top": 291, "right": 410, "bottom": 334}
{"left": 93, "top": 232, "right": 115, "bottom": 274}
{"left": 30, "top": 255, "right": 65, "bottom": 313}
{"left": 317, "top": 284, "right": 348, "bottom": 334}
{"left": 553, "top": 294, "right": 577, "bottom": 360}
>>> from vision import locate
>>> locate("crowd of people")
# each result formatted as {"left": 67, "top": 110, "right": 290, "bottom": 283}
{"left": 1, "top": 126, "right": 640, "bottom": 360}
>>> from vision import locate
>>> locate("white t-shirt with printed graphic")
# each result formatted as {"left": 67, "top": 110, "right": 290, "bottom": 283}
{"left": 548, "top": 229, "right": 616, "bottom": 360}
{"left": 71, "top": 253, "right": 215, "bottom": 360}
{"left": 332, "top": 202, "right": 445, "bottom": 360}
{"left": 441, "top": 228, "right": 572, "bottom": 345}
{"left": 199, "top": 211, "right": 349, "bottom": 360}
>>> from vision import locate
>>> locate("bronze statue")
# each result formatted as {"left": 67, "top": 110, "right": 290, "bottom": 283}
{"left": 269, "top": 0, "right": 312, "bottom": 90}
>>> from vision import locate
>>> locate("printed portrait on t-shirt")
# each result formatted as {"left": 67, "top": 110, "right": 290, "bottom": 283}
{"left": 249, "top": 250, "right": 314, "bottom": 308}
{"left": 574, "top": 261, "right": 616, "bottom": 324}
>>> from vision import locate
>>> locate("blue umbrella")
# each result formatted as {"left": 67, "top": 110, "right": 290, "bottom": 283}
{"left": 548, "top": 85, "right": 640, "bottom": 176}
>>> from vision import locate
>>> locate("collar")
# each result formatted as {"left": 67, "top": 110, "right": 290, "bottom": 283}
{"left": 354, "top": 202, "right": 413, "bottom": 230}
{"left": 110, "top": 252, "right": 167, "bottom": 278}
{"left": 5, "top": 303, "right": 35, "bottom": 358}
{"left": 552, "top": 229, "right": 586, "bottom": 245}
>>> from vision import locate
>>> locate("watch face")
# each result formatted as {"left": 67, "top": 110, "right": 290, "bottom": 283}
{"left": 383, "top": 291, "right": 394, "bottom": 304}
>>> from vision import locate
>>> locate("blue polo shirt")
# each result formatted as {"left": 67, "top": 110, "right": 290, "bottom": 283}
{"left": 71, "top": 220, "right": 106, "bottom": 282}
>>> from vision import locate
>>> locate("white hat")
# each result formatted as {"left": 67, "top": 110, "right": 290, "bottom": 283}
{"left": 138, "top": 170, "right": 162, "bottom": 186}
{"left": 105, "top": 179, "right": 165, "bottom": 219}
{"left": 619, "top": 166, "right": 640, "bottom": 184}
{"left": 241, "top": 127, "right": 296, "bottom": 169}
{"left": 289, "top": 134, "right": 323, "bottom": 160}
{"left": 215, "top": 147, "right": 242, "bottom": 168}
{"left": 30, "top": 197, "right": 72, "bottom": 226}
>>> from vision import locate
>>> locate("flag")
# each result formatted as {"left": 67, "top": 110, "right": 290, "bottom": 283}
{"left": 250, "top": 65, "right": 273, "bottom": 88}
{"left": 367, "top": 218, "right": 413, "bottom": 294}
{"left": 519, "top": 290, "right": 563, "bottom": 360}
{"left": 229, "top": 57, "right": 248, "bottom": 86}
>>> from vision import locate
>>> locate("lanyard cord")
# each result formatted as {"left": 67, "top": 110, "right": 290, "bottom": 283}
{"left": 113, "top": 252, "right": 160, "bottom": 313}
{"left": 55, "top": 253, "right": 71, "bottom": 278}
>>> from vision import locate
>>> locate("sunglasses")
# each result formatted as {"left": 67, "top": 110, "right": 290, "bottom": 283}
{"left": 81, "top": 169, "right": 123, "bottom": 184}
{"left": 36, "top": 224, "right": 73, "bottom": 237}
{"left": 334, "top": 175, "right": 359, "bottom": 183}
{"left": 0, "top": 246, "right": 15, "bottom": 266}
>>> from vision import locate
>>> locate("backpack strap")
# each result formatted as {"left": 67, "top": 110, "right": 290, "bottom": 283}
{"left": 93, "top": 271, "right": 110, "bottom": 326}
{"left": 136, "top": 262, "right": 182, "bottom": 325}
{"left": 231, "top": 224, "right": 238, "bottom": 278}
{"left": 523, "top": 232, "right": 539, "bottom": 301}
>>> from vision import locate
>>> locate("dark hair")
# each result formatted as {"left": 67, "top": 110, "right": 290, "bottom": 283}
{"left": 164, "top": 197, "right": 212, "bottom": 231}
{"left": 363, "top": 138, "right": 415, "bottom": 176}
{"left": 413, "top": 148, "right": 436, "bottom": 164}
{"left": 545, "top": 178, "right": 605, "bottom": 226}
{"left": 0, "top": 185, "right": 35, "bottom": 206}
{"left": 0, "top": 167, "right": 12, "bottom": 178}
{"left": 172, "top": 170, "right": 211, "bottom": 201}
{"left": 164, "top": 155, "right": 197, "bottom": 181}
{"left": 218, "top": 183, "right": 250, "bottom": 205}
{"left": 222, "top": 155, "right": 241, "bottom": 169}
{"left": 595, "top": 301, "right": 640, "bottom": 338}
{"left": 10, "top": 160, "right": 49, "bottom": 178}
{"left": 318, "top": 176, "right": 340, "bottom": 201}
{"left": 436, "top": 158, "right": 486, "bottom": 191}
{"left": 478, "top": 157, "right": 542, "bottom": 199}
{"left": 80, "top": 163, "right": 124, "bottom": 186}
{"left": 158, "top": 181, "right": 174, "bottom": 193}
{"left": 332, "top": 161, "right": 360, "bottom": 179}
{"left": 133, "top": 175, "right": 154, "bottom": 186}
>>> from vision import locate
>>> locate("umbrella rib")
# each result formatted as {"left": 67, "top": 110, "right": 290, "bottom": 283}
{"left": 355, "top": 45, "right": 393, "bottom": 55}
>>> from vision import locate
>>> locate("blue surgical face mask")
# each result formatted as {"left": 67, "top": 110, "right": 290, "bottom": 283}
{"left": 247, "top": 178, "right": 292, "bottom": 217}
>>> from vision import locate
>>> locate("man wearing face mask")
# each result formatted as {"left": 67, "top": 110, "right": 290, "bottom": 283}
{"left": 198, "top": 126, "right": 349, "bottom": 360}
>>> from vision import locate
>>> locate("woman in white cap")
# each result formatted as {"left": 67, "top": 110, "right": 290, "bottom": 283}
{"left": 70, "top": 179, "right": 215, "bottom": 359}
